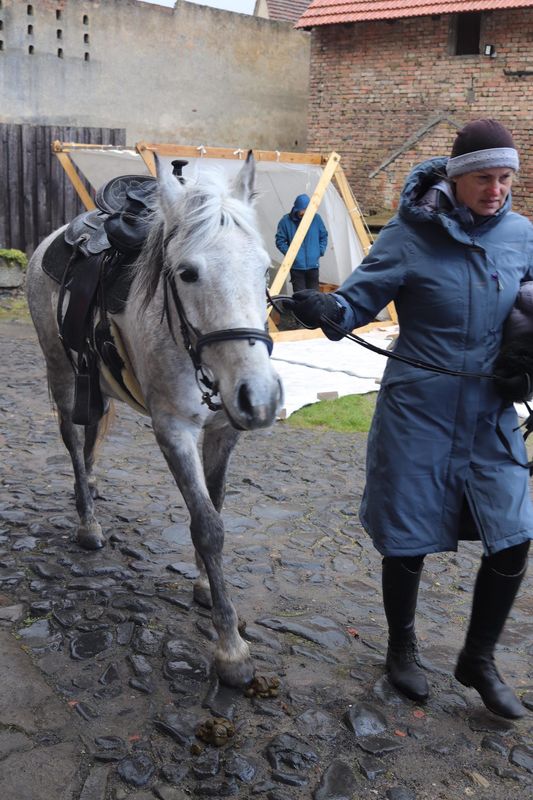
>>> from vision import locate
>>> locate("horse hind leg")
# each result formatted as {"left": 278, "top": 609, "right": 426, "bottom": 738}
{"left": 55, "top": 405, "right": 105, "bottom": 549}
{"left": 84, "top": 400, "right": 114, "bottom": 499}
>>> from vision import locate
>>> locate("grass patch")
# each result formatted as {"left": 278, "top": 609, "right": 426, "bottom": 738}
{"left": 286, "top": 393, "right": 377, "bottom": 433}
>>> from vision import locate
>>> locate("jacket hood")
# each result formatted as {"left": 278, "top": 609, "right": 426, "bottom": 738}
{"left": 292, "top": 194, "right": 310, "bottom": 213}
{"left": 398, "top": 157, "right": 511, "bottom": 231}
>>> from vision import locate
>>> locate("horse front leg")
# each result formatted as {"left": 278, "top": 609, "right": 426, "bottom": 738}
{"left": 192, "top": 420, "right": 241, "bottom": 608}
{"left": 153, "top": 418, "right": 253, "bottom": 688}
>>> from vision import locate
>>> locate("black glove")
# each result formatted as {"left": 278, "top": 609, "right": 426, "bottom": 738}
{"left": 286, "top": 290, "right": 345, "bottom": 329}
{"left": 493, "top": 373, "right": 532, "bottom": 404}
{"left": 493, "top": 333, "right": 533, "bottom": 403}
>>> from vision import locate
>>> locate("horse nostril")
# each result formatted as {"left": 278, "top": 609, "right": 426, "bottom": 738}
{"left": 237, "top": 382, "right": 254, "bottom": 418}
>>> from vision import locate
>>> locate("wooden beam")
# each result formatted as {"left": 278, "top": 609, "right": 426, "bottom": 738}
{"left": 386, "top": 302, "right": 398, "bottom": 324}
{"left": 136, "top": 144, "right": 157, "bottom": 176}
{"left": 52, "top": 140, "right": 130, "bottom": 152}
{"left": 54, "top": 150, "right": 96, "bottom": 211}
{"left": 136, "top": 141, "right": 324, "bottom": 165}
{"left": 334, "top": 166, "right": 372, "bottom": 256}
{"left": 334, "top": 166, "right": 398, "bottom": 325}
{"left": 271, "top": 318, "right": 397, "bottom": 342}
{"left": 268, "top": 151, "right": 341, "bottom": 308}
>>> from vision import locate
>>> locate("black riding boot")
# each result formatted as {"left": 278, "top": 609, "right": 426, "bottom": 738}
{"left": 455, "top": 552, "right": 528, "bottom": 720}
{"left": 382, "top": 556, "right": 429, "bottom": 703}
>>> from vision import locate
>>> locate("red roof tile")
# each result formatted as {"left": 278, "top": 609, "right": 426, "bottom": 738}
{"left": 296, "top": 1, "right": 533, "bottom": 28}
{"left": 263, "top": 0, "right": 313, "bottom": 23}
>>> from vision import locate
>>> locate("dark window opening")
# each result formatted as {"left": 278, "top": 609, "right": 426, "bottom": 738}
{"left": 0, "top": 21, "right": 3, "bottom": 31}
{"left": 83, "top": 33, "right": 89, "bottom": 44}
{"left": 455, "top": 12, "right": 481, "bottom": 55}
{"left": 0, "top": 41, "right": 3, "bottom": 51}
{"left": 27, "top": 24, "right": 33, "bottom": 34}
{"left": 27, "top": 4, "right": 33, "bottom": 15}
{"left": 28, "top": 44, "right": 34, "bottom": 54}
{"left": 84, "top": 51, "right": 90, "bottom": 61}
{"left": 83, "top": 14, "right": 89, "bottom": 25}
{"left": 57, "top": 47, "right": 63, "bottom": 58}
{"left": 56, "top": 9, "right": 61, "bottom": 20}
{"left": 57, "top": 28, "right": 62, "bottom": 39}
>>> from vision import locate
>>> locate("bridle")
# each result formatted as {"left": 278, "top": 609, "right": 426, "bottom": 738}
{"left": 161, "top": 264, "right": 273, "bottom": 412}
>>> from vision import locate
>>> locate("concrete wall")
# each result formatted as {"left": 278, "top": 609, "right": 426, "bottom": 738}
{"left": 0, "top": 0, "right": 310, "bottom": 149}
{"left": 307, "top": 9, "right": 533, "bottom": 218}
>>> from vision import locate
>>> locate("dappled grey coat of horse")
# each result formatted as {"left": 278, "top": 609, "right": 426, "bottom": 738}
{"left": 26, "top": 154, "right": 282, "bottom": 687}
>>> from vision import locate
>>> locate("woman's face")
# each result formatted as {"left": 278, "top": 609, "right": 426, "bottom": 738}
{"left": 453, "top": 168, "right": 514, "bottom": 216}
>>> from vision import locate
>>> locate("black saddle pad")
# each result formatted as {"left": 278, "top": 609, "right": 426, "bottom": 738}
{"left": 41, "top": 229, "right": 136, "bottom": 315}
{"left": 42, "top": 229, "right": 74, "bottom": 284}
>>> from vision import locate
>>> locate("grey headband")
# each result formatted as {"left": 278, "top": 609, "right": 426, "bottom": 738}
{"left": 446, "top": 147, "right": 519, "bottom": 178}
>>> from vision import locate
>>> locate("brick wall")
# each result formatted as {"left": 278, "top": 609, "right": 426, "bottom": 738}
{"left": 308, "top": 10, "right": 533, "bottom": 219}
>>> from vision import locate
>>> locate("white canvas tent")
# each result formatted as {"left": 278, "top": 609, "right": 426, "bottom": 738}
{"left": 53, "top": 141, "right": 396, "bottom": 340}
{"left": 57, "top": 143, "right": 366, "bottom": 283}
{"left": 53, "top": 141, "right": 399, "bottom": 414}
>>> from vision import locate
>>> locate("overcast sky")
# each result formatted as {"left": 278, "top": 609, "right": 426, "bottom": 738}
{"left": 140, "top": 0, "right": 256, "bottom": 13}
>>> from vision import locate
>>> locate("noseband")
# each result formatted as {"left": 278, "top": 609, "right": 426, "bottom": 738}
{"left": 162, "top": 270, "right": 273, "bottom": 411}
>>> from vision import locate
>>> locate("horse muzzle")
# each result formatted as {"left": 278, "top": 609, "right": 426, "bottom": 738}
{"left": 224, "top": 374, "right": 283, "bottom": 431}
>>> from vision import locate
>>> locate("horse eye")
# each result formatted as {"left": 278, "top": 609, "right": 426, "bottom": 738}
{"left": 179, "top": 268, "right": 199, "bottom": 283}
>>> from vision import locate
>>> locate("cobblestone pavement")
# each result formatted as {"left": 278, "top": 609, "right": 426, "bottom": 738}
{"left": 0, "top": 319, "right": 532, "bottom": 800}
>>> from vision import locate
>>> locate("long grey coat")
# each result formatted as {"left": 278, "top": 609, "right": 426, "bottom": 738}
{"left": 335, "top": 158, "right": 533, "bottom": 557}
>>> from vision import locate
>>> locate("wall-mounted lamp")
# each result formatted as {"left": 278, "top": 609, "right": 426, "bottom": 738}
{"left": 484, "top": 44, "right": 496, "bottom": 57}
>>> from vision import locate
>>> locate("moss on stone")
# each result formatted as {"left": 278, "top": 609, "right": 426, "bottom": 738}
{"left": 0, "top": 249, "right": 28, "bottom": 269}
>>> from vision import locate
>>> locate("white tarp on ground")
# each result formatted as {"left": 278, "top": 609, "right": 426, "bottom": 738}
{"left": 68, "top": 148, "right": 366, "bottom": 287}
{"left": 271, "top": 326, "right": 398, "bottom": 418}
{"left": 272, "top": 327, "right": 530, "bottom": 421}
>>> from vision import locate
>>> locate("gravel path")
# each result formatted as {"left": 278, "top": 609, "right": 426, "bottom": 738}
{"left": 0, "top": 319, "right": 532, "bottom": 800}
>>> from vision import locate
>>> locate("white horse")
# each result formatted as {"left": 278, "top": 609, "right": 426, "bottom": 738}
{"left": 26, "top": 154, "right": 282, "bottom": 687}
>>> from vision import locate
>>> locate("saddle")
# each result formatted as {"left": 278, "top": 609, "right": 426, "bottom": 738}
{"left": 42, "top": 173, "right": 160, "bottom": 426}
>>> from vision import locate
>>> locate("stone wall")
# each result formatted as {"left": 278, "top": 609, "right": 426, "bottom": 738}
{"left": 0, "top": 0, "right": 310, "bottom": 150}
{"left": 307, "top": 9, "right": 533, "bottom": 218}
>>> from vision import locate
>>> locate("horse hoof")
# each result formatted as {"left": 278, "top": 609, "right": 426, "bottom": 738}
{"left": 193, "top": 581, "right": 213, "bottom": 609}
{"left": 215, "top": 655, "right": 255, "bottom": 689}
{"left": 77, "top": 522, "right": 105, "bottom": 550}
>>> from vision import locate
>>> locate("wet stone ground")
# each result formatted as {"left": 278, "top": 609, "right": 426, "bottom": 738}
{"left": 0, "top": 318, "right": 532, "bottom": 800}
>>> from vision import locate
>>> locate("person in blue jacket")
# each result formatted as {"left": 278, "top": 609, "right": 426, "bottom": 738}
{"left": 275, "top": 194, "right": 328, "bottom": 292}
{"left": 287, "top": 120, "right": 533, "bottom": 720}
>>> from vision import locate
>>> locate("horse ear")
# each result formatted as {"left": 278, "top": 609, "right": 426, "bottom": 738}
{"left": 155, "top": 154, "right": 182, "bottom": 214}
{"left": 232, "top": 150, "right": 256, "bottom": 204}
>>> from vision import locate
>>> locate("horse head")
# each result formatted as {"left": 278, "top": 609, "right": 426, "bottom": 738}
{"left": 139, "top": 152, "right": 283, "bottom": 430}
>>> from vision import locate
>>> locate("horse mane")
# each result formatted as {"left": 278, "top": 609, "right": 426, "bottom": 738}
{"left": 132, "top": 170, "right": 260, "bottom": 312}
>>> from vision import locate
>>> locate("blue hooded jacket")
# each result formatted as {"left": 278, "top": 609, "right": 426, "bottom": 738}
{"left": 333, "top": 158, "right": 533, "bottom": 557}
{"left": 275, "top": 194, "right": 328, "bottom": 271}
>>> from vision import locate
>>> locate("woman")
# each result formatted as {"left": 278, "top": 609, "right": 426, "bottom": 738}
{"left": 288, "top": 119, "right": 532, "bottom": 720}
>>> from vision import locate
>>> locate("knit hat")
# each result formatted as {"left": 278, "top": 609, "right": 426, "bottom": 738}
{"left": 446, "top": 119, "right": 519, "bottom": 178}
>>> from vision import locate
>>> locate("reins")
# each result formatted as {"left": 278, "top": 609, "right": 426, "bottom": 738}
{"left": 270, "top": 293, "right": 533, "bottom": 472}
{"left": 269, "top": 294, "right": 495, "bottom": 381}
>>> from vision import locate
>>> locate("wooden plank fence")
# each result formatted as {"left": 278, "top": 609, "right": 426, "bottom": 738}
{"left": 0, "top": 124, "right": 126, "bottom": 256}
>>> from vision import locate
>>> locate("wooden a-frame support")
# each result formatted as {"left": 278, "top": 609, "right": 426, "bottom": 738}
{"left": 52, "top": 140, "right": 397, "bottom": 340}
